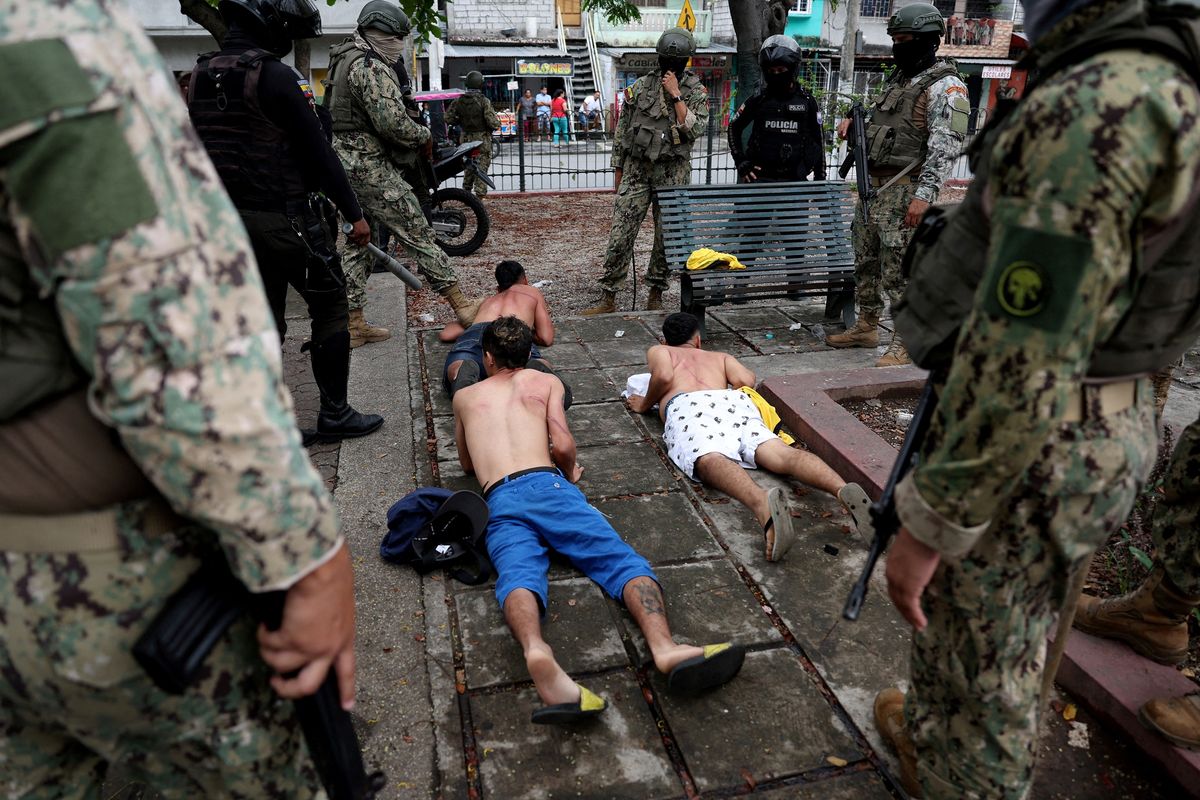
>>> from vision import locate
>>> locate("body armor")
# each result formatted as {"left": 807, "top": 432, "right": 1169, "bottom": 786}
{"left": 189, "top": 48, "right": 308, "bottom": 213}
{"left": 623, "top": 70, "right": 703, "bottom": 163}
{"left": 451, "top": 93, "right": 489, "bottom": 132}
{"left": 745, "top": 89, "right": 819, "bottom": 180}
{"left": 325, "top": 40, "right": 376, "bottom": 134}
{"left": 896, "top": 6, "right": 1200, "bottom": 380}
{"left": 865, "top": 61, "right": 957, "bottom": 173}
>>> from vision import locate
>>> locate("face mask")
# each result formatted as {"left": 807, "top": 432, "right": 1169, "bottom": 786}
{"left": 763, "top": 70, "right": 794, "bottom": 95}
{"left": 659, "top": 56, "right": 687, "bottom": 77}
{"left": 891, "top": 37, "right": 937, "bottom": 76}
{"left": 362, "top": 29, "right": 405, "bottom": 64}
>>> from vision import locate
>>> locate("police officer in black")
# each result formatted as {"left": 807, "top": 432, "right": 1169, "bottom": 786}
{"left": 189, "top": 0, "right": 383, "bottom": 442}
{"left": 728, "top": 35, "right": 826, "bottom": 183}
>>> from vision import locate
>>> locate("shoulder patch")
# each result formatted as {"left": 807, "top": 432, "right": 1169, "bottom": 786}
{"left": 297, "top": 79, "right": 315, "bottom": 108}
{"left": 625, "top": 86, "right": 635, "bottom": 102}
{"left": 948, "top": 92, "right": 970, "bottom": 134}
{"left": 982, "top": 227, "right": 1092, "bottom": 331}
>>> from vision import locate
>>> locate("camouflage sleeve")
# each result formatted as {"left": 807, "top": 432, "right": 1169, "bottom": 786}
{"left": 484, "top": 99, "right": 501, "bottom": 131}
{"left": 915, "top": 75, "right": 969, "bottom": 203}
{"left": 896, "top": 52, "right": 1200, "bottom": 558}
{"left": 444, "top": 97, "right": 460, "bottom": 126}
{"left": 2, "top": 3, "right": 341, "bottom": 591}
{"left": 349, "top": 56, "right": 430, "bottom": 152}
{"left": 611, "top": 82, "right": 638, "bottom": 169}
{"left": 676, "top": 76, "right": 709, "bottom": 144}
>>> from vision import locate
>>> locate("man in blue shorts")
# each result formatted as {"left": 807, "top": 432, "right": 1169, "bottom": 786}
{"left": 453, "top": 316, "right": 745, "bottom": 724}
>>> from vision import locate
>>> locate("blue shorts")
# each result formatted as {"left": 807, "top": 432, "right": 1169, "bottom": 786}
{"left": 485, "top": 470, "right": 657, "bottom": 611}
{"left": 443, "top": 322, "right": 542, "bottom": 392}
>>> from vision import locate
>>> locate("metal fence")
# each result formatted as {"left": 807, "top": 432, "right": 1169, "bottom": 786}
{"left": 442, "top": 102, "right": 981, "bottom": 193}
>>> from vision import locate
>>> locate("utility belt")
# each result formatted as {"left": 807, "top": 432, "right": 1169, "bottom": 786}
{"left": 248, "top": 195, "right": 346, "bottom": 296}
{"left": 0, "top": 494, "right": 182, "bottom": 553}
{"left": 1061, "top": 380, "right": 1138, "bottom": 424}
{"left": 870, "top": 173, "right": 920, "bottom": 187}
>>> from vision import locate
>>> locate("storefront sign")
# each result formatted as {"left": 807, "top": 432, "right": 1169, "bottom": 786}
{"left": 515, "top": 59, "right": 573, "bottom": 77}
{"left": 982, "top": 65, "right": 1012, "bottom": 79}
{"left": 619, "top": 53, "right": 727, "bottom": 72}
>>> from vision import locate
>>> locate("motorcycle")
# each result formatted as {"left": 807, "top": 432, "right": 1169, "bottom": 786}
{"left": 422, "top": 138, "right": 492, "bottom": 257}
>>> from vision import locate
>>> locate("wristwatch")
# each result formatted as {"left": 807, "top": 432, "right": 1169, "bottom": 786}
{"left": 670, "top": 95, "right": 683, "bottom": 104}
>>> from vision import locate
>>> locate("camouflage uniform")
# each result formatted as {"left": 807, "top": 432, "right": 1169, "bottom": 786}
{"left": 0, "top": 1, "right": 338, "bottom": 795}
{"left": 599, "top": 70, "right": 708, "bottom": 294}
{"left": 852, "top": 66, "right": 967, "bottom": 320}
{"left": 445, "top": 91, "right": 500, "bottom": 198}
{"left": 332, "top": 48, "right": 456, "bottom": 309}
{"left": 892, "top": 12, "right": 1200, "bottom": 797}
{"left": 1153, "top": 417, "right": 1200, "bottom": 595}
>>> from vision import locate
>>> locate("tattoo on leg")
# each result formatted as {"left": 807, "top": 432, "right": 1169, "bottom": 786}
{"left": 635, "top": 582, "right": 665, "bottom": 616}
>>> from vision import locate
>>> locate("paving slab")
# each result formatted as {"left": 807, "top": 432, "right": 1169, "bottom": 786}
{"left": 557, "top": 367, "right": 621, "bottom": 405}
{"left": 710, "top": 306, "right": 798, "bottom": 331}
{"left": 592, "top": 492, "right": 723, "bottom": 564}
{"left": 431, "top": 414, "right": 456, "bottom": 462}
{"left": 583, "top": 335, "right": 659, "bottom": 368}
{"left": 739, "top": 350, "right": 879, "bottom": 381}
{"left": 654, "top": 648, "right": 862, "bottom": 793}
{"left": 538, "top": 340, "right": 596, "bottom": 370}
{"left": 703, "top": 332, "right": 762, "bottom": 358}
{"left": 752, "top": 770, "right": 893, "bottom": 798}
{"left": 456, "top": 577, "right": 629, "bottom": 690}
{"left": 566, "top": 402, "right": 647, "bottom": 447}
{"left": 436, "top": 459, "right": 485, "bottom": 494}
{"left": 566, "top": 314, "right": 656, "bottom": 341}
{"left": 471, "top": 671, "right": 682, "bottom": 800}
{"left": 575, "top": 441, "right": 680, "bottom": 499}
{"left": 753, "top": 328, "right": 832, "bottom": 356}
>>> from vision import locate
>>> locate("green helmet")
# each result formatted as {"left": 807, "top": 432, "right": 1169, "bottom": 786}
{"left": 465, "top": 70, "right": 484, "bottom": 90}
{"left": 656, "top": 27, "right": 696, "bottom": 58}
{"left": 357, "top": 0, "right": 411, "bottom": 37}
{"left": 886, "top": 2, "right": 946, "bottom": 35}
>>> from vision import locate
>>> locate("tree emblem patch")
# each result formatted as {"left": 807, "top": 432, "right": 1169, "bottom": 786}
{"left": 995, "top": 260, "right": 1048, "bottom": 317}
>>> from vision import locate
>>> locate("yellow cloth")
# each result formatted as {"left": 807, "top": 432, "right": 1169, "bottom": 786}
{"left": 738, "top": 386, "right": 795, "bottom": 446}
{"left": 686, "top": 247, "right": 746, "bottom": 271}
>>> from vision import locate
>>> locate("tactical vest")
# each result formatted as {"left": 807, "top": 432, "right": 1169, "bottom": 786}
{"left": 747, "top": 89, "right": 817, "bottom": 180}
{"left": 452, "top": 93, "right": 490, "bottom": 133}
{"left": 865, "top": 61, "right": 958, "bottom": 173}
{"left": 624, "top": 70, "right": 704, "bottom": 163}
{"left": 189, "top": 49, "right": 308, "bottom": 213}
{"left": 325, "top": 39, "right": 376, "bottom": 134}
{"left": 896, "top": 7, "right": 1200, "bottom": 380}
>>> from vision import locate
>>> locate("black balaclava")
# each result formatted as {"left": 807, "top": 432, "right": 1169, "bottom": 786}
{"left": 763, "top": 69, "right": 797, "bottom": 96}
{"left": 891, "top": 32, "right": 939, "bottom": 77}
{"left": 659, "top": 55, "right": 687, "bottom": 78}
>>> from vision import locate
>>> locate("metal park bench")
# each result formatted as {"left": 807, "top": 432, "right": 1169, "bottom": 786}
{"left": 657, "top": 181, "right": 857, "bottom": 328}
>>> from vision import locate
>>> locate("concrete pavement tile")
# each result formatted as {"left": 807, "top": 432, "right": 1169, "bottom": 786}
{"left": 621, "top": 560, "right": 782, "bottom": 666}
{"left": 437, "top": 460, "right": 484, "bottom": 494}
{"left": 431, "top": 415, "right": 456, "bottom": 462}
{"left": 568, "top": 403, "right": 646, "bottom": 447}
{"left": 654, "top": 648, "right": 861, "bottom": 792}
{"left": 592, "top": 493, "right": 723, "bottom": 564}
{"left": 472, "top": 672, "right": 681, "bottom": 800}
{"left": 703, "top": 333, "right": 761, "bottom": 358}
{"left": 739, "top": 350, "right": 879, "bottom": 380}
{"left": 558, "top": 367, "right": 620, "bottom": 404}
{"left": 456, "top": 577, "right": 629, "bottom": 689}
{"left": 568, "top": 315, "right": 657, "bottom": 341}
{"left": 575, "top": 442, "right": 679, "bottom": 499}
{"left": 710, "top": 307, "right": 797, "bottom": 331}
{"left": 778, "top": 301, "right": 843, "bottom": 326}
{"left": 753, "top": 329, "right": 831, "bottom": 356}
{"left": 539, "top": 340, "right": 597, "bottom": 370}
{"left": 583, "top": 336, "right": 659, "bottom": 368}
{"left": 750, "top": 770, "right": 893, "bottom": 798}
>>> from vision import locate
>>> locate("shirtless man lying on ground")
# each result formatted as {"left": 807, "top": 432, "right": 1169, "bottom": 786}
{"left": 442, "top": 260, "right": 570, "bottom": 406}
{"left": 454, "top": 316, "right": 744, "bottom": 724}
{"left": 627, "top": 312, "right": 872, "bottom": 562}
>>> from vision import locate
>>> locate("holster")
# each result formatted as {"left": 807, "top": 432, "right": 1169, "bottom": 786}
{"left": 291, "top": 195, "right": 346, "bottom": 296}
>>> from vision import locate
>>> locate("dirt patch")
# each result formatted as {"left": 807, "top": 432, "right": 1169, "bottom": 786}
{"left": 839, "top": 393, "right": 920, "bottom": 450}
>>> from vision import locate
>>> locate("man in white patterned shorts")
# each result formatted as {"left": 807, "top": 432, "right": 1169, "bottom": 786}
{"left": 627, "top": 313, "right": 871, "bottom": 561}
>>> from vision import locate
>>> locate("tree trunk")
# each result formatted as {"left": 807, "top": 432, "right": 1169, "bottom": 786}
{"left": 729, "top": 0, "right": 765, "bottom": 108}
{"left": 294, "top": 39, "right": 311, "bottom": 79}
{"left": 839, "top": 0, "right": 859, "bottom": 102}
{"left": 179, "top": 0, "right": 226, "bottom": 44}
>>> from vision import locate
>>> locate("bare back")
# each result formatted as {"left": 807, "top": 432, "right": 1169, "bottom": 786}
{"left": 453, "top": 367, "right": 568, "bottom": 490}
{"left": 441, "top": 284, "right": 554, "bottom": 346}
{"left": 645, "top": 344, "right": 756, "bottom": 420}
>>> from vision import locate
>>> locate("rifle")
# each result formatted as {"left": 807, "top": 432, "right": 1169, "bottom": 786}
{"left": 134, "top": 560, "right": 386, "bottom": 799}
{"left": 838, "top": 100, "right": 873, "bottom": 225}
{"left": 842, "top": 378, "right": 939, "bottom": 621}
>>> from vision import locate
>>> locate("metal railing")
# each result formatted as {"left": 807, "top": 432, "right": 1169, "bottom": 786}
{"left": 592, "top": 7, "right": 713, "bottom": 47}
{"left": 584, "top": 10, "right": 608, "bottom": 109}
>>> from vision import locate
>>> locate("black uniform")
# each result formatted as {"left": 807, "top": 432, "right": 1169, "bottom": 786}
{"left": 728, "top": 85, "right": 826, "bottom": 182}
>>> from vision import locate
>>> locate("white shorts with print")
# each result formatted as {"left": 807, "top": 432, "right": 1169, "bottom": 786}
{"left": 663, "top": 389, "right": 778, "bottom": 479}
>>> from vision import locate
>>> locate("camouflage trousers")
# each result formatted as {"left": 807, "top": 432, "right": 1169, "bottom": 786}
{"left": 906, "top": 392, "right": 1158, "bottom": 799}
{"left": 341, "top": 161, "right": 456, "bottom": 311}
{"left": 851, "top": 181, "right": 920, "bottom": 320}
{"left": 462, "top": 133, "right": 493, "bottom": 198}
{"left": 1153, "top": 415, "right": 1200, "bottom": 595}
{"left": 598, "top": 158, "right": 692, "bottom": 294}
{"left": 0, "top": 499, "right": 321, "bottom": 799}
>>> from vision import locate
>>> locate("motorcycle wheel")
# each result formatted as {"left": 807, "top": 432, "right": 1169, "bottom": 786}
{"left": 430, "top": 187, "right": 489, "bottom": 257}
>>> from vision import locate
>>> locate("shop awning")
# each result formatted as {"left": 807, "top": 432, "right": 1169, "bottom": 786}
{"left": 441, "top": 43, "right": 566, "bottom": 59}
{"left": 599, "top": 43, "right": 737, "bottom": 55}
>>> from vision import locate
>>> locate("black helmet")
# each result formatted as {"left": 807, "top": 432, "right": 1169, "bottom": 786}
{"left": 465, "top": 71, "right": 484, "bottom": 90}
{"left": 358, "top": 0, "right": 412, "bottom": 37}
{"left": 218, "top": 0, "right": 322, "bottom": 40}
{"left": 759, "top": 34, "right": 801, "bottom": 74}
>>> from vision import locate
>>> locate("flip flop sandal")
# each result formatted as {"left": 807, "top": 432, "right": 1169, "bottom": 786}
{"left": 837, "top": 483, "right": 875, "bottom": 542}
{"left": 667, "top": 642, "right": 747, "bottom": 695}
{"left": 530, "top": 683, "right": 607, "bottom": 725}
{"left": 764, "top": 486, "right": 796, "bottom": 562}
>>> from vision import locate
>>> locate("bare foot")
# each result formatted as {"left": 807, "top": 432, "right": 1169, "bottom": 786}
{"left": 652, "top": 642, "right": 705, "bottom": 675}
{"left": 526, "top": 642, "right": 580, "bottom": 706}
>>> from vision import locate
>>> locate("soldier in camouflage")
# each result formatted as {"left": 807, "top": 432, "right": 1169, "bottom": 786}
{"left": 825, "top": 3, "right": 969, "bottom": 366}
{"left": 0, "top": 0, "right": 357, "bottom": 795}
{"left": 874, "top": 0, "right": 1200, "bottom": 796}
{"left": 326, "top": 0, "right": 480, "bottom": 336}
{"left": 446, "top": 71, "right": 500, "bottom": 198}
{"left": 583, "top": 27, "right": 708, "bottom": 315}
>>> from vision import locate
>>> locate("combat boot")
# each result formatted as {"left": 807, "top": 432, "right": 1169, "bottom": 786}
{"left": 582, "top": 291, "right": 617, "bottom": 317}
{"left": 876, "top": 339, "right": 912, "bottom": 367}
{"left": 1140, "top": 692, "right": 1200, "bottom": 751}
{"left": 309, "top": 332, "right": 384, "bottom": 442}
{"left": 646, "top": 287, "right": 664, "bottom": 311}
{"left": 826, "top": 314, "right": 880, "bottom": 349}
{"left": 874, "top": 689, "right": 922, "bottom": 797}
{"left": 1074, "top": 563, "right": 1200, "bottom": 664}
{"left": 442, "top": 284, "right": 482, "bottom": 327}
{"left": 348, "top": 308, "right": 390, "bottom": 348}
